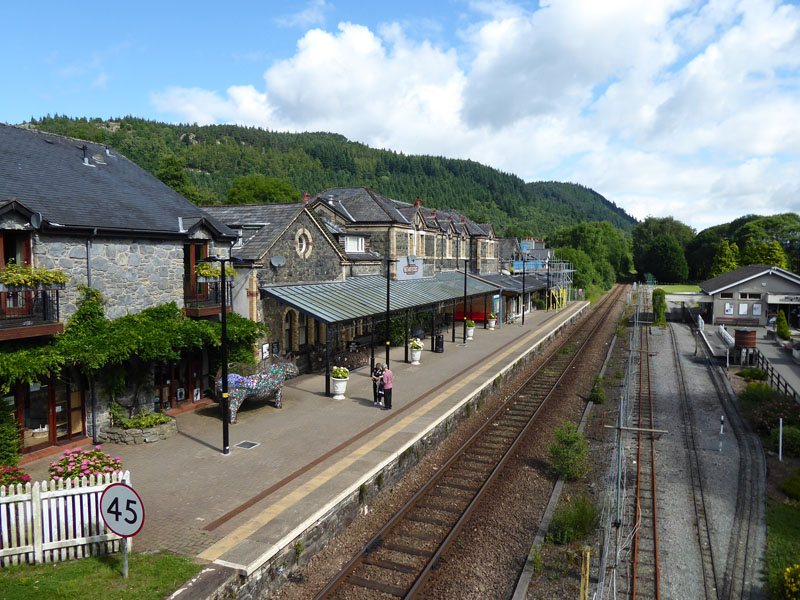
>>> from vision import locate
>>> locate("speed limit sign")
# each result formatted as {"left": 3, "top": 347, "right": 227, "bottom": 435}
{"left": 100, "top": 483, "right": 145, "bottom": 537}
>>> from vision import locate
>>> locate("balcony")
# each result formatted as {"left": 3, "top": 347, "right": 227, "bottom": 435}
{"left": 0, "top": 289, "right": 63, "bottom": 341}
{"left": 183, "top": 279, "right": 233, "bottom": 318}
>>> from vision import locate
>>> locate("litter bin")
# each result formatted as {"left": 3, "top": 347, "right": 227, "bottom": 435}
{"left": 434, "top": 334, "right": 444, "bottom": 353}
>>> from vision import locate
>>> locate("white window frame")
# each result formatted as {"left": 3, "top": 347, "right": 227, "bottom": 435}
{"left": 344, "top": 236, "right": 364, "bottom": 253}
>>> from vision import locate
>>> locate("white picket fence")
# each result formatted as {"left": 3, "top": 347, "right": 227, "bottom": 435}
{"left": 0, "top": 470, "right": 131, "bottom": 566}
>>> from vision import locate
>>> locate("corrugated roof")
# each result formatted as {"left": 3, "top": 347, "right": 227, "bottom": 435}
{"left": 475, "top": 272, "right": 545, "bottom": 293}
{"left": 260, "top": 271, "right": 500, "bottom": 324}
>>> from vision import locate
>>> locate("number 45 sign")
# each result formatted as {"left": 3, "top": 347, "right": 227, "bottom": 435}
{"left": 100, "top": 483, "right": 145, "bottom": 538}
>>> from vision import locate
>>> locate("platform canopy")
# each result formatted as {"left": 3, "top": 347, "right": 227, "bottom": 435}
{"left": 260, "top": 271, "right": 499, "bottom": 325}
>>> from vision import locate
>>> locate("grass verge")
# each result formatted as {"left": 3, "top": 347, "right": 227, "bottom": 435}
{"left": 765, "top": 501, "right": 800, "bottom": 596}
{"left": 0, "top": 552, "right": 201, "bottom": 600}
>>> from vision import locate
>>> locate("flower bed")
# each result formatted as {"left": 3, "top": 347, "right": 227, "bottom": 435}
{"left": 98, "top": 418, "right": 177, "bottom": 445}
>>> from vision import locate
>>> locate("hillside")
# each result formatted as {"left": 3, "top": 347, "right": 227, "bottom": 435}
{"left": 26, "top": 116, "right": 636, "bottom": 237}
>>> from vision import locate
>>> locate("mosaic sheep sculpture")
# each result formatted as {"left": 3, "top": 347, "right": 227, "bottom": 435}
{"left": 216, "top": 355, "right": 299, "bottom": 423}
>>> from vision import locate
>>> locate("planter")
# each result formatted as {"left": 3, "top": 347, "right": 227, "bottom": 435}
{"left": 466, "top": 326, "right": 475, "bottom": 341}
{"left": 331, "top": 376, "right": 349, "bottom": 400}
{"left": 410, "top": 347, "right": 422, "bottom": 365}
{"left": 488, "top": 318, "right": 497, "bottom": 330}
{"left": 98, "top": 418, "right": 177, "bottom": 445}
{"left": 0, "top": 282, "right": 65, "bottom": 292}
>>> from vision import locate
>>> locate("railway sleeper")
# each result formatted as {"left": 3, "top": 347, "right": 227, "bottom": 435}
{"left": 346, "top": 574, "right": 407, "bottom": 597}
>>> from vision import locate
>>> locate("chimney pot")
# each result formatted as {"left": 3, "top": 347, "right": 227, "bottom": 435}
{"left": 303, "top": 192, "right": 310, "bottom": 204}
{"left": 414, "top": 196, "right": 421, "bottom": 208}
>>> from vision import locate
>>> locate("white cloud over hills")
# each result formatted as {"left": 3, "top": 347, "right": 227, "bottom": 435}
{"left": 150, "top": 0, "right": 800, "bottom": 231}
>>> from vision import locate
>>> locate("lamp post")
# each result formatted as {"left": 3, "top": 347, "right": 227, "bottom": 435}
{"left": 521, "top": 253, "right": 526, "bottom": 325}
{"left": 201, "top": 253, "right": 244, "bottom": 456}
{"left": 463, "top": 258, "right": 468, "bottom": 343}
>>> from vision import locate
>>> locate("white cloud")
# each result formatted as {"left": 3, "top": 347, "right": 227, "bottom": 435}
{"left": 150, "top": 0, "right": 800, "bottom": 231}
{"left": 275, "top": 0, "right": 331, "bottom": 29}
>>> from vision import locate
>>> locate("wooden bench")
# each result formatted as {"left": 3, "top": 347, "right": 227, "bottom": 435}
{"left": 714, "top": 317, "right": 759, "bottom": 327}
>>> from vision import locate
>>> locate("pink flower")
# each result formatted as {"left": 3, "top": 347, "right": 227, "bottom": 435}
{"left": 56, "top": 467, "right": 63, "bottom": 473}
{"left": 95, "top": 445, "right": 102, "bottom": 450}
{"left": 63, "top": 449, "right": 72, "bottom": 455}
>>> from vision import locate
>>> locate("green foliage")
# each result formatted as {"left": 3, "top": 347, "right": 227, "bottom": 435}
{"left": 709, "top": 240, "right": 740, "bottom": 277}
{"left": 736, "top": 368, "right": 767, "bottom": 382}
{"left": 0, "top": 261, "right": 68, "bottom": 287}
{"left": 331, "top": 366, "right": 349, "bottom": 379}
{"left": 533, "top": 298, "right": 545, "bottom": 310}
{"left": 227, "top": 174, "right": 301, "bottom": 204}
{"left": 739, "top": 383, "right": 800, "bottom": 435}
{"left": 109, "top": 401, "right": 172, "bottom": 430}
{"left": 652, "top": 288, "right": 667, "bottom": 325}
{"left": 632, "top": 217, "right": 695, "bottom": 283}
{"left": 548, "top": 495, "right": 599, "bottom": 544}
{"left": 546, "top": 221, "right": 633, "bottom": 281}
{"left": 0, "top": 549, "right": 202, "bottom": 600}
{"left": 29, "top": 116, "right": 636, "bottom": 238}
{"left": 194, "top": 262, "right": 236, "bottom": 279}
{"left": 465, "top": 319, "right": 476, "bottom": 327}
{"left": 0, "top": 402, "right": 21, "bottom": 467}
{"left": 771, "top": 426, "right": 800, "bottom": 458}
{"left": 782, "top": 472, "right": 800, "bottom": 501}
{"left": 589, "top": 375, "right": 606, "bottom": 404}
{"left": 0, "top": 465, "right": 31, "bottom": 488}
{"left": 48, "top": 446, "right": 123, "bottom": 481}
{"left": 778, "top": 310, "right": 792, "bottom": 341}
{"left": 548, "top": 421, "right": 589, "bottom": 480}
{"left": 765, "top": 503, "right": 800, "bottom": 600}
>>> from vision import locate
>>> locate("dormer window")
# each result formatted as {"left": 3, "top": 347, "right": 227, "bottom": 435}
{"left": 233, "top": 229, "right": 244, "bottom": 249}
{"left": 344, "top": 236, "right": 365, "bottom": 253}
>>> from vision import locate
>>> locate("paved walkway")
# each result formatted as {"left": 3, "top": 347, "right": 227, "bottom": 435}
{"left": 23, "top": 303, "right": 587, "bottom": 577}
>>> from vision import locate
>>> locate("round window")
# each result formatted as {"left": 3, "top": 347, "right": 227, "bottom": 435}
{"left": 295, "top": 229, "right": 313, "bottom": 258}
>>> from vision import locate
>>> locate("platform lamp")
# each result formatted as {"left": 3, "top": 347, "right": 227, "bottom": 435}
{"left": 521, "top": 253, "right": 527, "bottom": 325}
{"left": 463, "top": 258, "right": 469, "bottom": 343}
{"left": 200, "top": 253, "right": 246, "bottom": 455}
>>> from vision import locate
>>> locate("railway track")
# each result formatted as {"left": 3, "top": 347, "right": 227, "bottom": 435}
{"left": 669, "top": 324, "right": 719, "bottom": 600}
{"left": 630, "top": 293, "right": 660, "bottom": 600}
{"left": 314, "top": 285, "right": 627, "bottom": 599}
{"left": 693, "top": 323, "right": 766, "bottom": 600}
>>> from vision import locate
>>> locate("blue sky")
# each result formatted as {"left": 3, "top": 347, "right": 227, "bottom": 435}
{"left": 3, "top": 0, "right": 800, "bottom": 232}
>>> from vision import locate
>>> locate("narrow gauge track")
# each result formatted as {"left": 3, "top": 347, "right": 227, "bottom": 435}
{"left": 669, "top": 324, "right": 719, "bottom": 600}
{"left": 630, "top": 310, "right": 660, "bottom": 599}
{"left": 314, "top": 285, "right": 627, "bottom": 600}
{"left": 692, "top": 323, "right": 765, "bottom": 600}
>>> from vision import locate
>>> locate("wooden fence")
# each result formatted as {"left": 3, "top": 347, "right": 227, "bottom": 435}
{"left": 0, "top": 470, "right": 131, "bottom": 566}
{"left": 753, "top": 347, "right": 800, "bottom": 403}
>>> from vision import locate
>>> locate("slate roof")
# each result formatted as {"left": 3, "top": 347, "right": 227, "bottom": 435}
{"left": 699, "top": 265, "right": 800, "bottom": 294}
{"left": 201, "top": 203, "right": 345, "bottom": 263}
{"left": 260, "top": 271, "right": 500, "bottom": 324}
{"left": 498, "top": 237, "right": 521, "bottom": 260}
{"left": 311, "top": 188, "right": 409, "bottom": 224}
{"left": 0, "top": 124, "right": 234, "bottom": 239}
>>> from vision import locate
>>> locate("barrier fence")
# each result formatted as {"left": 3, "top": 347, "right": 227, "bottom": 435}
{"left": 0, "top": 470, "right": 130, "bottom": 566}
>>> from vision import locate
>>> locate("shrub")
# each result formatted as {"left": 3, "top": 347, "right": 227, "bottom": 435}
{"left": 548, "top": 495, "right": 599, "bottom": 544}
{"left": 465, "top": 319, "right": 476, "bottom": 328}
{"left": 0, "top": 465, "right": 31, "bottom": 488}
{"left": 533, "top": 298, "right": 545, "bottom": 310}
{"left": 782, "top": 472, "right": 800, "bottom": 501}
{"left": 109, "top": 401, "right": 171, "bottom": 429}
{"left": 488, "top": 312, "right": 497, "bottom": 320}
{"left": 48, "top": 446, "right": 123, "bottom": 481}
{"left": 772, "top": 563, "right": 800, "bottom": 600}
{"left": 652, "top": 288, "right": 667, "bottom": 325}
{"left": 589, "top": 375, "right": 605, "bottom": 404}
{"left": 0, "top": 404, "right": 21, "bottom": 467}
{"left": 739, "top": 384, "right": 800, "bottom": 435}
{"left": 777, "top": 310, "right": 791, "bottom": 341}
{"left": 409, "top": 337, "right": 424, "bottom": 350}
{"left": 736, "top": 368, "right": 767, "bottom": 382}
{"left": 549, "top": 421, "right": 589, "bottom": 480}
{"left": 772, "top": 426, "right": 800, "bottom": 458}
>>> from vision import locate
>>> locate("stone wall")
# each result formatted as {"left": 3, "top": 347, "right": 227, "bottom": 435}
{"left": 98, "top": 419, "right": 177, "bottom": 445}
{"left": 33, "top": 233, "right": 185, "bottom": 320}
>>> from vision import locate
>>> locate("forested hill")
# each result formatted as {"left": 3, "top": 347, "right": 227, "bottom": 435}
{"left": 26, "top": 116, "right": 636, "bottom": 237}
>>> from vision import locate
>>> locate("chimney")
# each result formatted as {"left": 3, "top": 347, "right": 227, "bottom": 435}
{"left": 414, "top": 196, "right": 421, "bottom": 208}
{"left": 461, "top": 217, "right": 466, "bottom": 224}
{"left": 303, "top": 192, "right": 310, "bottom": 204}
{"left": 431, "top": 210, "right": 437, "bottom": 219}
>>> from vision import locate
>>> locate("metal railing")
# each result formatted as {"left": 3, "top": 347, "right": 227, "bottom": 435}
{"left": 0, "top": 290, "right": 60, "bottom": 328}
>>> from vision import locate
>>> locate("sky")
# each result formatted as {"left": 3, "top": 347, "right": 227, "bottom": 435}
{"left": 2, "top": 0, "right": 799, "bottom": 232}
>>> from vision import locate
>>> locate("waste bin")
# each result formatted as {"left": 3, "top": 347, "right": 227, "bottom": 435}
{"left": 434, "top": 334, "right": 444, "bottom": 353}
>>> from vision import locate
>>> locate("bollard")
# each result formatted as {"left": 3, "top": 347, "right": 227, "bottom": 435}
{"left": 719, "top": 415, "right": 724, "bottom": 453}
{"left": 581, "top": 547, "right": 591, "bottom": 600}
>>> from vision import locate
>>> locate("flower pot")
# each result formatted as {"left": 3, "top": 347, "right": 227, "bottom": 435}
{"left": 488, "top": 318, "right": 497, "bottom": 330}
{"left": 466, "top": 326, "right": 475, "bottom": 340}
{"left": 331, "top": 377, "right": 349, "bottom": 400}
{"left": 410, "top": 347, "right": 422, "bottom": 365}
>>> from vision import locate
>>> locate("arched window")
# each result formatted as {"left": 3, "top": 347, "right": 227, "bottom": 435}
{"left": 298, "top": 313, "right": 307, "bottom": 347}
{"left": 284, "top": 311, "right": 295, "bottom": 352}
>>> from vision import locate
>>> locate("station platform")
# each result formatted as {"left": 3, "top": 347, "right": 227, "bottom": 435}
{"left": 22, "top": 302, "right": 588, "bottom": 589}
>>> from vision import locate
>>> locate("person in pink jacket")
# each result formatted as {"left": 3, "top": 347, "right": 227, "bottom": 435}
{"left": 381, "top": 365, "right": 393, "bottom": 410}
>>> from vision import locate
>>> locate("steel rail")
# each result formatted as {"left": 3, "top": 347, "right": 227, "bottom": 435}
{"left": 669, "top": 323, "right": 719, "bottom": 599}
{"left": 315, "top": 285, "right": 626, "bottom": 600}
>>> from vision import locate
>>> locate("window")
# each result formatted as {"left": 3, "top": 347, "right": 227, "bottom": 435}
{"left": 295, "top": 228, "right": 313, "bottom": 258}
{"left": 753, "top": 303, "right": 763, "bottom": 316}
{"left": 720, "top": 292, "right": 733, "bottom": 299}
{"left": 284, "top": 311, "right": 295, "bottom": 351}
{"left": 233, "top": 229, "right": 244, "bottom": 249}
{"left": 344, "top": 236, "right": 364, "bottom": 253}
{"left": 740, "top": 292, "right": 761, "bottom": 300}
{"left": 298, "top": 313, "right": 307, "bottom": 346}
{"left": 446, "top": 237, "right": 452, "bottom": 258}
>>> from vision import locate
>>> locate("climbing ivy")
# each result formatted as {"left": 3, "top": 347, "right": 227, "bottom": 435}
{"left": 0, "top": 287, "right": 268, "bottom": 395}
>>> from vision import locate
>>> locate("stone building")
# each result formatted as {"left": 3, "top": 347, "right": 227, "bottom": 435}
{"left": 0, "top": 124, "right": 236, "bottom": 455}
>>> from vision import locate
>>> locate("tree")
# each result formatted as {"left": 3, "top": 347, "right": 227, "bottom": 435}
{"left": 777, "top": 310, "right": 791, "bottom": 341}
{"left": 760, "top": 240, "right": 788, "bottom": 269}
{"left": 642, "top": 234, "right": 689, "bottom": 283}
{"left": 709, "top": 240, "right": 740, "bottom": 277}
{"left": 226, "top": 175, "right": 302, "bottom": 205}
{"left": 632, "top": 217, "right": 694, "bottom": 279}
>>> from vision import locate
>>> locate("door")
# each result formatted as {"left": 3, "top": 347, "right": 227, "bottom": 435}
{"left": 1, "top": 231, "right": 32, "bottom": 316}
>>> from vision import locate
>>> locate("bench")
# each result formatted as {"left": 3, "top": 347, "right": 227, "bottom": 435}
{"left": 714, "top": 317, "right": 759, "bottom": 327}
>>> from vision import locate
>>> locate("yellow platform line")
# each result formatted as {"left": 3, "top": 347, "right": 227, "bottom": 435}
{"left": 199, "top": 304, "right": 582, "bottom": 563}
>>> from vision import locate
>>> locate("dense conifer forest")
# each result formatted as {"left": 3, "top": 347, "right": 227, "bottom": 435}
{"left": 26, "top": 116, "right": 636, "bottom": 238}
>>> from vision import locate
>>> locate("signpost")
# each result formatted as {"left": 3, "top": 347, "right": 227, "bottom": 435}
{"left": 100, "top": 483, "right": 145, "bottom": 579}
